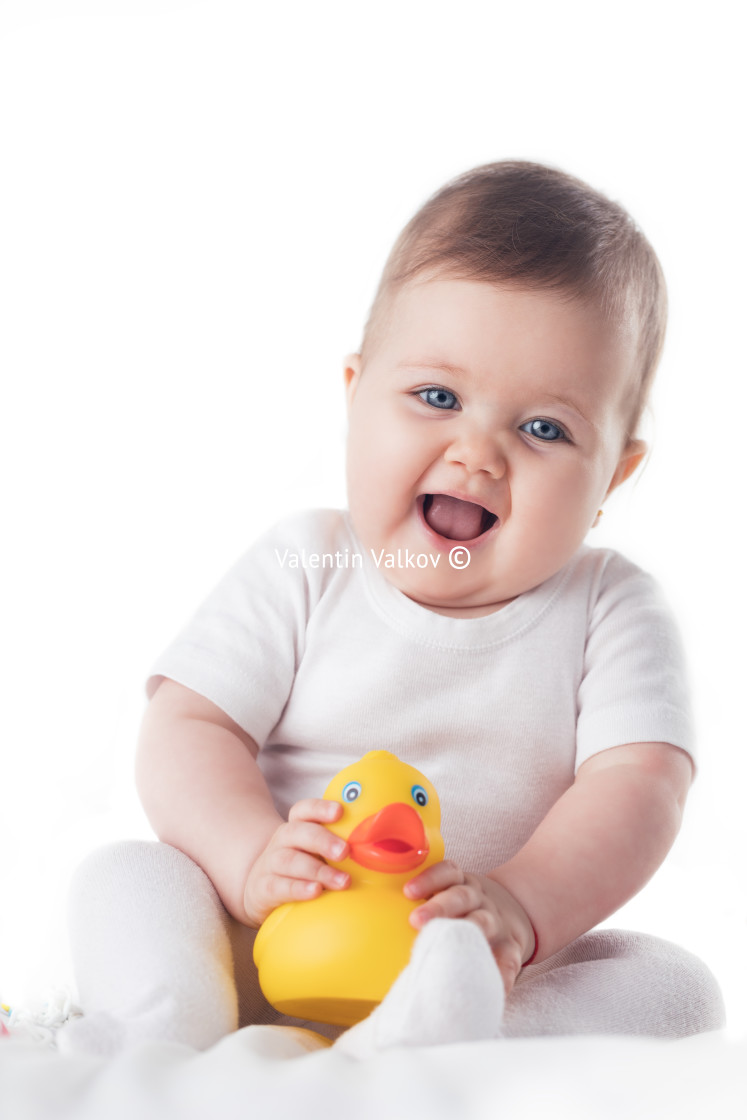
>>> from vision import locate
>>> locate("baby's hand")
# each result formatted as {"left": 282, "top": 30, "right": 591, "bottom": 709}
{"left": 404, "top": 861, "right": 536, "bottom": 994}
{"left": 243, "top": 799, "right": 350, "bottom": 928}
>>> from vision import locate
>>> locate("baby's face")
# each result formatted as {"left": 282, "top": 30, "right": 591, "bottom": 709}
{"left": 344, "top": 277, "right": 645, "bottom": 616}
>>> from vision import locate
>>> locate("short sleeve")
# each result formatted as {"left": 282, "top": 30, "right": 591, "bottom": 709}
{"left": 575, "top": 554, "right": 695, "bottom": 772}
{"left": 145, "top": 513, "right": 327, "bottom": 746}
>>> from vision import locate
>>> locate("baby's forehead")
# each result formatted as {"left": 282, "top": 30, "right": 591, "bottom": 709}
{"left": 379, "top": 274, "right": 634, "bottom": 355}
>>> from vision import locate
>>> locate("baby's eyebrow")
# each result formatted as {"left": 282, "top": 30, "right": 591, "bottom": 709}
{"left": 396, "top": 359, "right": 469, "bottom": 379}
{"left": 541, "top": 393, "right": 597, "bottom": 433}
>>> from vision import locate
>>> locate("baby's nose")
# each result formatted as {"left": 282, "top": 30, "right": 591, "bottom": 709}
{"left": 444, "top": 428, "right": 507, "bottom": 478}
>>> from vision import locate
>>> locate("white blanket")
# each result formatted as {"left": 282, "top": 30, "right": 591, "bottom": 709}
{"left": 2, "top": 1028, "right": 744, "bottom": 1120}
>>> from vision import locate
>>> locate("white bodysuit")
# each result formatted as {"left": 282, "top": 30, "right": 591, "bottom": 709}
{"left": 147, "top": 508, "right": 694, "bottom": 874}
{"left": 61, "top": 509, "right": 723, "bottom": 1056}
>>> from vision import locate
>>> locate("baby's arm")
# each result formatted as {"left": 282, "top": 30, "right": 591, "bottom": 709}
{"left": 136, "top": 679, "right": 349, "bottom": 927}
{"left": 494, "top": 742, "right": 692, "bottom": 958}
{"left": 406, "top": 741, "right": 692, "bottom": 990}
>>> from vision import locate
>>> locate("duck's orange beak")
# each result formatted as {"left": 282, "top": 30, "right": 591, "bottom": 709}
{"left": 346, "top": 803, "right": 429, "bottom": 873}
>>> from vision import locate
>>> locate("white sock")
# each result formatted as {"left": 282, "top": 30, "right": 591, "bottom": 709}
{"left": 334, "top": 918, "right": 504, "bottom": 1059}
{"left": 58, "top": 841, "right": 238, "bottom": 1056}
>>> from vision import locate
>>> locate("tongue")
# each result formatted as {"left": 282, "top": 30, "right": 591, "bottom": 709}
{"left": 424, "top": 494, "right": 486, "bottom": 541}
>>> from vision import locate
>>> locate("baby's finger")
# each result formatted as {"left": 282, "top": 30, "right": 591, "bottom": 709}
{"left": 487, "top": 935, "right": 524, "bottom": 995}
{"left": 270, "top": 845, "right": 350, "bottom": 891}
{"left": 465, "top": 907, "right": 502, "bottom": 943}
{"left": 409, "top": 881, "right": 484, "bottom": 928}
{"left": 262, "top": 875, "right": 326, "bottom": 906}
{"left": 288, "top": 798, "right": 343, "bottom": 825}
{"left": 404, "top": 859, "right": 466, "bottom": 900}
{"left": 279, "top": 819, "right": 349, "bottom": 865}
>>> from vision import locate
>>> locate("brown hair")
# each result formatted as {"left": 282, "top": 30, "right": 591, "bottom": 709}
{"left": 360, "top": 161, "right": 667, "bottom": 438}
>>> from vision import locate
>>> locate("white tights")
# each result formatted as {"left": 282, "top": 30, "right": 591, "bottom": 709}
{"left": 58, "top": 841, "right": 726, "bottom": 1058}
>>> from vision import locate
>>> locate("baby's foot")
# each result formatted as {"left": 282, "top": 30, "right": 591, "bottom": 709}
{"left": 334, "top": 918, "right": 504, "bottom": 1059}
{"left": 57, "top": 993, "right": 231, "bottom": 1057}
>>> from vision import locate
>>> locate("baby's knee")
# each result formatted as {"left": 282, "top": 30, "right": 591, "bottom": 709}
{"left": 68, "top": 839, "right": 220, "bottom": 913}
{"left": 70, "top": 838, "right": 156, "bottom": 881}
{"left": 577, "top": 929, "right": 726, "bottom": 1034}
{"left": 648, "top": 937, "right": 725, "bottom": 1033}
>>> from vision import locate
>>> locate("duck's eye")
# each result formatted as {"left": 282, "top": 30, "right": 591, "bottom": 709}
{"left": 411, "top": 784, "right": 428, "bottom": 807}
{"left": 342, "top": 781, "right": 362, "bottom": 802}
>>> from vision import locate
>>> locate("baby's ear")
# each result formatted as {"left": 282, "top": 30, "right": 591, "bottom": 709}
{"left": 343, "top": 354, "right": 363, "bottom": 408}
{"left": 606, "top": 438, "right": 648, "bottom": 496}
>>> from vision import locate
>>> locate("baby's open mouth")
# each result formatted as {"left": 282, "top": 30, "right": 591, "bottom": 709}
{"left": 422, "top": 494, "right": 498, "bottom": 541}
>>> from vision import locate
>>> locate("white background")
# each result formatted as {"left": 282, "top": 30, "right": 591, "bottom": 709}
{"left": 1, "top": 0, "right": 744, "bottom": 1036}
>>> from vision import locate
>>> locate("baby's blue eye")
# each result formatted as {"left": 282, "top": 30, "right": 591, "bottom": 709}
{"left": 521, "top": 419, "right": 566, "bottom": 442}
{"left": 342, "top": 781, "right": 362, "bottom": 802}
{"left": 411, "top": 784, "right": 428, "bottom": 807}
{"left": 418, "top": 388, "right": 459, "bottom": 410}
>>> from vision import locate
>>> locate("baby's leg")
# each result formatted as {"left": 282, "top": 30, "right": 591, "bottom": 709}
{"left": 503, "top": 929, "right": 725, "bottom": 1038}
{"left": 59, "top": 840, "right": 239, "bottom": 1055}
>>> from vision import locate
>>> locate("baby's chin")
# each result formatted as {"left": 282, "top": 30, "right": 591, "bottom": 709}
{"left": 404, "top": 593, "right": 515, "bottom": 618}
{"left": 394, "top": 575, "right": 515, "bottom": 618}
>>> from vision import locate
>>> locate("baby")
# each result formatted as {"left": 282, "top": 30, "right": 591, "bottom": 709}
{"left": 61, "top": 161, "right": 725, "bottom": 1058}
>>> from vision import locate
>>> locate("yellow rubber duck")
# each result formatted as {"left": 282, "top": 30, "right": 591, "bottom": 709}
{"left": 253, "top": 750, "right": 445, "bottom": 1026}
